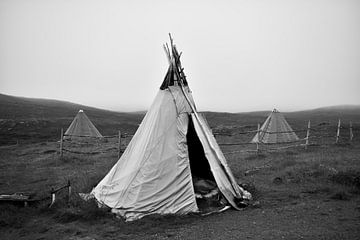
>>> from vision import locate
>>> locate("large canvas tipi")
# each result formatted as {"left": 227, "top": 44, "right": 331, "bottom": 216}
{"left": 251, "top": 109, "right": 299, "bottom": 144}
{"left": 91, "top": 37, "right": 251, "bottom": 221}
{"left": 64, "top": 110, "right": 102, "bottom": 138}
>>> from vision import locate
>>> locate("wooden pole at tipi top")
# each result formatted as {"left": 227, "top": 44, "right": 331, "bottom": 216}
{"left": 336, "top": 119, "right": 341, "bottom": 144}
{"left": 350, "top": 121, "right": 353, "bottom": 142}
{"left": 305, "top": 120, "right": 311, "bottom": 149}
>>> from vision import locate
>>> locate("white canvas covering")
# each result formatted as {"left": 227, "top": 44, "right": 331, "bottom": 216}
{"left": 65, "top": 110, "right": 102, "bottom": 138}
{"left": 92, "top": 86, "right": 250, "bottom": 221}
{"left": 91, "top": 38, "right": 250, "bottom": 221}
{"left": 251, "top": 109, "right": 299, "bottom": 143}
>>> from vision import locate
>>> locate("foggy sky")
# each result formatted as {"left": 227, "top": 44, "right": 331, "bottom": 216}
{"left": 1, "top": 0, "right": 359, "bottom": 112}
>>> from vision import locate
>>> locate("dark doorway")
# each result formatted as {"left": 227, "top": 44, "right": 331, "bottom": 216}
{"left": 186, "top": 115, "right": 214, "bottom": 181}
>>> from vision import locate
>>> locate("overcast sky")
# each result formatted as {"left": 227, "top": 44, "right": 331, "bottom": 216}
{"left": 0, "top": 0, "right": 359, "bottom": 112}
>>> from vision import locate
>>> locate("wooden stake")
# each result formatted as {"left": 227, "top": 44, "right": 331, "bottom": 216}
{"left": 305, "top": 120, "right": 311, "bottom": 149}
{"left": 336, "top": 119, "right": 341, "bottom": 144}
{"left": 49, "top": 187, "right": 55, "bottom": 208}
{"left": 118, "top": 130, "right": 122, "bottom": 158}
{"left": 256, "top": 123, "right": 260, "bottom": 155}
{"left": 60, "top": 128, "right": 64, "bottom": 158}
{"left": 350, "top": 121, "right": 353, "bottom": 142}
{"left": 67, "top": 180, "right": 71, "bottom": 206}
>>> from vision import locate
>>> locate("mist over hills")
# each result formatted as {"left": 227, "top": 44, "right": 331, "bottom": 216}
{"left": 0, "top": 93, "right": 359, "bottom": 145}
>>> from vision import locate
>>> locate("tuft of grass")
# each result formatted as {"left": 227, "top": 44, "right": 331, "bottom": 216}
{"left": 72, "top": 171, "right": 105, "bottom": 193}
{"left": 280, "top": 162, "right": 336, "bottom": 184}
{"left": 301, "top": 186, "right": 332, "bottom": 195}
{"left": 276, "top": 158, "right": 298, "bottom": 169}
{"left": 245, "top": 154, "right": 266, "bottom": 161}
{"left": 330, "top": 170, "right": 360, "bottom": 190}
{"left": 59, "top": 155, "right": 80, "bottom": 164}
{"left": 285, "top": 150, "right": 298, "bottom": 156}
{"left": 330, "top": 191, "right": 351, "bottom": 201}
{"left": 52, "top": 197, "right": 111, "bottom": 223}
{"left": 0, "top": 204, "right": 38, "bottom": 229}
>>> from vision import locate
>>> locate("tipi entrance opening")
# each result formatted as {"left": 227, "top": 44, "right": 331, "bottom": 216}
{"left": 186, "top": 115, "right": 223, "bottom": 211}
{"left": 187, "top": 115, "right": 214, "bottom": 181}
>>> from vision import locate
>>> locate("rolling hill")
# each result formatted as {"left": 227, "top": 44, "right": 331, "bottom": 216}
{"left": 0, "top": 93, "right": 359, "bottom": 145}
{"left": 0, "top": 93, "right": 144, "bottom": 145}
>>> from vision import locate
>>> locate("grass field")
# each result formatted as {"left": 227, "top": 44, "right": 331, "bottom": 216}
{"left": 1, "top": 117, "right": 360, "bottom": 239}
{"left": 0, "top": 94, "right": 360, "bottom": 239}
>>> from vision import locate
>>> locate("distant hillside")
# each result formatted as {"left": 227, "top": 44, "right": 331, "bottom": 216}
{"left": 0, "top": 93, "right": 143, "bottom": 121}
{"left": 0, "top": 93, "right": 359, "bottom": 145}
{"left": 312, "top": 105, "right": 360, "bottom": 112}
{"left": 0, "top": 93, "right": 144, "bottom": 145}
{"left": 203, "top": 106, "right": 360, "bottom": 136}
